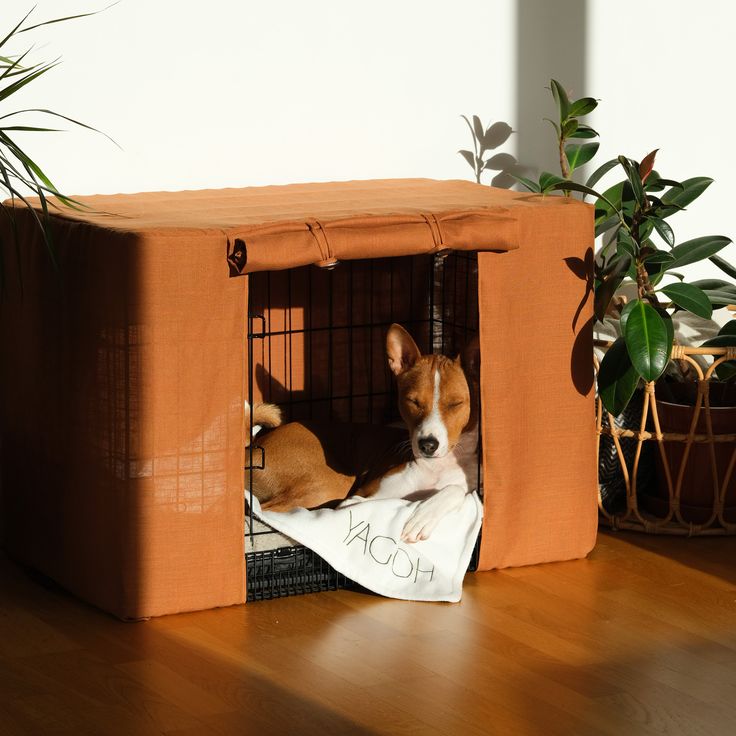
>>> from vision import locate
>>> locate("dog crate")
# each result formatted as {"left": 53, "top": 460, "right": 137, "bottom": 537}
{"left": 1, "top": 179, "right": 597, "bottom": 619}
{"left": 244, "top": 252, "right": 482, "bottom": 600}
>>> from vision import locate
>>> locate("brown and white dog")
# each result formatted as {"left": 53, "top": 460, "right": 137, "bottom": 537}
{"left": 246, "top": 324, "right": 479, "bottom": 543}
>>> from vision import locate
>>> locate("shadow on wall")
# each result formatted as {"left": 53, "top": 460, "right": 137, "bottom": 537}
{"left": 460, "top": 1, "right": 587, "bottom": 189}
{"left": 458, "top": 117, "right": 525, "bottom": 189}
{"left": 516, "top": 0, "right": 587, "bottom": 176}
{"left": 483, "top": 123, "right": 523, "bottom": 189}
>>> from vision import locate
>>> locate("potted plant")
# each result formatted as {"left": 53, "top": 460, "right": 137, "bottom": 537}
{"left": 460, "top": 81, "right": 736, "bottom": 530}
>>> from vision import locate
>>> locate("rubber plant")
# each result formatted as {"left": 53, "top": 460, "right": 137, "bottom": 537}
{"left": 461, "top": 80, "right": 736, "bottom": 416}
{"left": 0, "top": 5, "right": 110, "bottom": 291}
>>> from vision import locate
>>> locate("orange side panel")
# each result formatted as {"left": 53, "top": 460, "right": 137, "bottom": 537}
{"left": 477, "top": 199, "right": 597, "bottom": 569}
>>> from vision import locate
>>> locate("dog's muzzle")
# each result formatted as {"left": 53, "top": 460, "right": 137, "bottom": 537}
{"left": 418, "top": 435, "right": 440, "bottom": 457}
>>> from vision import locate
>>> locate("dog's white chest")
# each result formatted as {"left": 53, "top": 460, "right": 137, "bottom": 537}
{"left": 413, "top": 453, "right": 463, "bottom": 489}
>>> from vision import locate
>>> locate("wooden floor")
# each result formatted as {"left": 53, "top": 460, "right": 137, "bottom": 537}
{"left": 2, "top": 532, "right": 736, "bottom": 736}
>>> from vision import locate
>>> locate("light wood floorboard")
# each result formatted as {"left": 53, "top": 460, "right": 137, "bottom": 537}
{"left": 2, "top": 530, "right": 736, "bottom": 735}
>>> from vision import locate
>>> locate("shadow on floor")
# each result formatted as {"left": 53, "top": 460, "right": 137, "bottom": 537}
{"left": 599, "top": 527, "right": 736, "bottom": 586}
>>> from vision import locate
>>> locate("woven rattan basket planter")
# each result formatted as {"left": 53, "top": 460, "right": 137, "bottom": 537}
{"left": 596, "top": 337, "right": 736, "bottom": 536}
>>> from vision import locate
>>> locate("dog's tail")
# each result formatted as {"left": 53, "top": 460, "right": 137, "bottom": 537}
{"left": 244, "top": 401, "right": 282, "bottom": 446}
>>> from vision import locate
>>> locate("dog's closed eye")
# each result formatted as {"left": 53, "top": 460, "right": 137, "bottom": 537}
{"left": 407, "top": 396, "right": 423, "bottom": 409}
{"left": 445, "top": 400, "right": 464, "bottom": 409}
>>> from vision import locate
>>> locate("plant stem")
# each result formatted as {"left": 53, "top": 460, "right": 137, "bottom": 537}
{"left": 634, "top": 260, "right": 662, "bottom": 310}
{"left": 558, "top": 133, "right": 570, "bottom": 180}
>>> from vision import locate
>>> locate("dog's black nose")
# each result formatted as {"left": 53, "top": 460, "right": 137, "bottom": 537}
{"left": 418, "top": 436, "right": 439, "bottom": 457}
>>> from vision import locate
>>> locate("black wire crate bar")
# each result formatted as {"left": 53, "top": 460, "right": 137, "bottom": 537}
{"left": 245, "top": 546, "right": 358, "bottom": 602}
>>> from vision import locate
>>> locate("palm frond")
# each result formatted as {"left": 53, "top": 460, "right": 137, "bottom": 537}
{"left": 0, "top": 4, "right": 116, "bottom": 293}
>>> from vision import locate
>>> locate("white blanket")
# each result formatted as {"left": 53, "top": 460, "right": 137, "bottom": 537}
{"left": 249, "top": 492, "right": 483, "bottom": 603}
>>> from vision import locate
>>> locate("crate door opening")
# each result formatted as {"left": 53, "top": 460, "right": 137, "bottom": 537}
{"left": 244, "top": 253, "right": 481, "bottom": 569}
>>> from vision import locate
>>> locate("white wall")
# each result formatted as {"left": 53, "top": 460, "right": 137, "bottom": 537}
{"left": 4, "top": 0, "right": 734, "bottom": 283}
{"left": 5, "top": 0, "right": 516, "bottom": 193}
{"left": 587, "top": 0, "right": 736, "bottom": 283}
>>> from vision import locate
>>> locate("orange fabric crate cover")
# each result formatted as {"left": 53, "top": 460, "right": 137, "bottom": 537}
{"left": 0, "top": 179, "right": 596, "bottom": 619}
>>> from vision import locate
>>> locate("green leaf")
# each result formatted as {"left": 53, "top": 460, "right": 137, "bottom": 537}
{"left": 718, "top": 321, "right": 736, "bottom": 337}
{"left": 511, "top": 174, "right": 541, "bottom": 193}
{"left": 644, "top": 171, "right": 665, "bottom": 192}
{"left": 691, "top": 278, "right": 735, "bottom": 291}
{"left": 601, "top": 252, "right": 630, "bottom": 277}
{"left": 649, "top": 216, "right": 675, "bottom": 247}
{"left": 568, "top": 124, "right": 599, "bottom": 139}
{"left": 618, "top": 155, "right": 645, "bottom": 206}
{"left": 703, "top": 288, "right": 736, "bottom": 308}
{"left": 649, "top": 270, "right": 665, "bottom": 287}
{"left": 704, "top": 335, "right": 736, "bottom": 348}
{"left": 565, "top": 142, "right": 599, "bottom": 172}
{"left": 618, "top": 299, "right": 638, "bottom": 335}
{"left": 0, "top": 8, "right": 34, "bottom": 50}
{"left": 665, "top": 236, "right": 732, "bottom": 271}
{"left": 620, "top": 302, "right": 673, "bottom": 351}
{"left": 616, "top": 227, "right": 639, "bottom": 256}
{"left": 550, "top": 79, "right": 570, "bottom": 120}
{"left": 650, "top": 178, "right": 683, "bottom": 190}
{"left": 0, "top": 125, "right": 63, "bottom": 133}
{"left": 659, "top": 177, "right": 713, "bottom": 218}
{"left": 562, "top": 119, "right": 578, "bottom": 137}
{"left": 659, "top": 283, "right": 713, "bottom": 319}
{"left": 0, "top": 62, "right": 58, "bottom": 103}
{"left": 595, "top": 255, "right": 630, "bottom": 321}
{"left": 641, "top": 250, "right": 674, "bottom": 264}
{"left": 639, "top": 220, "right": 654, "bottom": 242}
{"left": 1, "top": 132, "right": 57, "bottom": 190}
{"left": 568, "top": 97, "right": 598, "bottom": 116}
{"left": 594, "top": 180, "right": 626, "bottom": 225}
{"left": 616, "top": 230, "right": 636, "bottom": 259}
{"left": 552, "top": 180, "right": 621, "bottom": 214}
{"left": 625, "top": 259, "right": 637, "bottom": 281}
{"left": 659, "top": 308, "right": 675, "bottom": 349}
{"left": 0, "top": 45, "right": 34, "bottom": 83}
{"left": 0, "top": 108, "right": 119, "bottom": 147}
{"left": 598, "top": 337, "right": 639, "bottom": 416}
{"left": 623, "top": 300, "right": 671, "bottom": 381}
{"left": 539, "top": 171, "right": 567, "bottom": 192}
{"left": 710, "top": 255, "right": 736, "bottom": 280}
{"left": 586, "top": 158, "right": 619, "bottom": 190}
{"left": 17, "top": 4, "right": 118, "bottom": 36}
{"left": 596, "top": 213, "right": 621, "bottom": 238}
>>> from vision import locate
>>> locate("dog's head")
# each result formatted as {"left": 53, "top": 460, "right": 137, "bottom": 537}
{"left": 386, "top": 323, "right": 479, "bottom": 460}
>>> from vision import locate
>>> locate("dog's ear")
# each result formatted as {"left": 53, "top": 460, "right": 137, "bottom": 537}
{"left": 386, "top": 323, "right": 421, "bottom": 376}
{"left": 461, "top": 334, "right": 480, "bottom": 380}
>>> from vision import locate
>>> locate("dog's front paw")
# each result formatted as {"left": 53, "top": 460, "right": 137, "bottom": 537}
{"left": 401, "top": 487, "right": 465, "bottom": 543}
{"left": 401, "top": 504, "right": 442, "bottom": 543}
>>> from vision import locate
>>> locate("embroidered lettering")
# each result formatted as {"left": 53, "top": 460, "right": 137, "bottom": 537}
{"left": 414, "top": 560, "right": 435, "bottom": 583}
{"left": 368, "top": 535, "right": 393, "bottom": 565}
{"left": 342, "top": 509, "right": 363, "bottom": 543}
{"left": 391, "top": 547, "right": 414, "bottom": 579}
